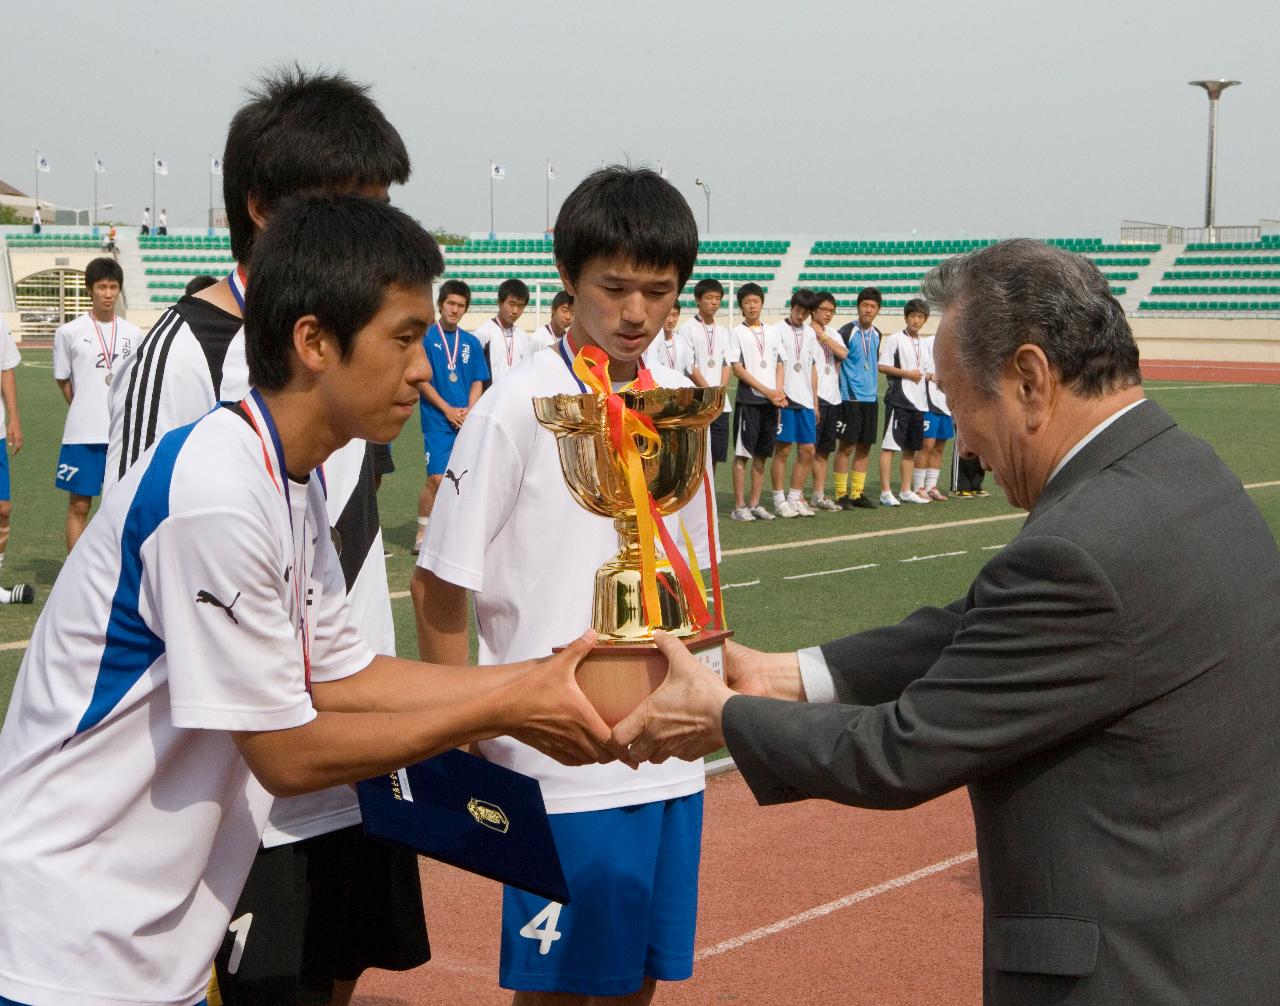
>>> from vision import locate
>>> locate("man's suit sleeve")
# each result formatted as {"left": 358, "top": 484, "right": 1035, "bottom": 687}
{"left": 724, "top": 534, "right": 1135, "bottom": 810}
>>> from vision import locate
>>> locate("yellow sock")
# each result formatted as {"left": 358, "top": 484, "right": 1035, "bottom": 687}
{"left": 851, "top": 471, "right": 867, "bottom": 498}
{"left": 834, "top": 472, "right": 849, "bottom": 498}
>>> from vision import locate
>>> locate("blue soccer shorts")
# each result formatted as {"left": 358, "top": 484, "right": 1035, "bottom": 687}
{"left": 776, "top": 405, "right": 817, "bottom": 445}
{"left": 499, "top": 792, "right": 704, "bottom": 996}
{"left": 421, "top": 425, "right": 458, "bottom": 477}
{"left": 54, "top": 442, "right": 107, "bottom": 497}
{"left": 923, "top": 411, "right": 955, "bottom": 442}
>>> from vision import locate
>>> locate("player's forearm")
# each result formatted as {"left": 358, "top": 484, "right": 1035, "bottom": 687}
{"left": 879, "top": 365, "right": 912, "bottom": 378}
{"left": 731, "top": 363, "right": 770, "bottom": 396}
{"left": 56, "top": 379, "right": 73, "bottom": 405}
{"left": 1, "top": 372, "right": 18, "bottom": 423}
{"left": 312, "top": 654, "right": 531, "bottom": 715}
{"left": 468, "top": 382, "right": 483, "bottom": 407}
{"left": 412, "top": 566, "right": 470, "bottom": 663}
{"left": 690, "top": 368, "right": 710, "bottom": 388}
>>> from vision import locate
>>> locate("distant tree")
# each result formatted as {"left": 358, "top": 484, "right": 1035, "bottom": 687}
{"left": 0, "top": 205, "right": 23, "bottom": 226}
{"left": 431, "top": 228, "right": 466, "bottom": 246}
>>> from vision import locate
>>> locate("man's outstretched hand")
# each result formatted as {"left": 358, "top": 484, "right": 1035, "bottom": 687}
{"left": 611, "top": 633, "right": 736, "bottom": 764}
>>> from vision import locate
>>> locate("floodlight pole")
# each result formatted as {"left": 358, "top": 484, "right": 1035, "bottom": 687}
{"left": 151, "top": 152, "right": 157, "bottom": 235}
{"left": 1188, "top": 79, "right": 1241, "bottom": 239}
{"left": 696, "top": 178, "right": 711, "bottom": 233}
{"left": 93, "top": 152, "right": 99, "bottom": 232}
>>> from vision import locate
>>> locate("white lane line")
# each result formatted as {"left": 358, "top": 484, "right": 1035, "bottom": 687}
{"left": 783, "top": 563, "right": 878, "bottom": 581}
{"left": 0, "top": 639, "right": 27, "bottom": 652}
{"left": 1146, "top": 382, "right": 1276, "bottom": 391}
{"left": 981, "top": 544, "right": 1005, "bottom": 551}
{"left": 1245, "top": 480, "right": 1280, "bottom": 490}
{"left": 694, "top": 850, "right": 978, "bottom": 961}
{"left": 900, "top": 551, "right": 967, "bottom": 563}
{"left": 722, "top": 579, "right": 761, "bottom": 590}
{"left": 20, "top": 361, "right": 53, "bottom": 369}
{"left": 722, "top": 513, "right": 1026, "bottom": 558}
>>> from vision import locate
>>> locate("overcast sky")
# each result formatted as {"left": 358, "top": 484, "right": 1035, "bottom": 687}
{"left": 5, "top": 0, "right": 1276, "bottom": 238}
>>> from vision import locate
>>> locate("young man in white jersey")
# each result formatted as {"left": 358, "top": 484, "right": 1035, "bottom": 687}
{"left": 534, "top": 290, "right": 573, "bottom": 349}
{"left": 476, "top": 278, "right": 537, "bottom": 384}
{"left": 412, "top": 167, "right": 714, "bottom": 1006}
{"left": 54, "top": 257, "right": 141, "bottom": 551}
{"left": 677, "top": 278, "right": 731, "bottom": 471}
{"left": 916, "top": 330, "right": 953, "bottom": 501}
{"left": 832, "top": 287, "right": 883, "bottom": 509}
{"left": 0, "top": 194, "right": 616, "bottom": 1006}
{"left": 105, "top": 68, "right": 429, "bottom": 1006}
{"left": 807, "top": 291, "right": 847, "bottom": 510}
{"left": 877, "top": 298, "right": 933, "bottom": 506}
{"left": 643, "top": 303, "right": 693, "bottom": 374}
{"left": 770, "top": 289, "right": 820, "bottom": 518}
{"left": 0, "top": 317, "right": 33, "bottom": 604}
{"left": 726, "top": 282, "right": 787, "bottom": 521}
{"left": 140, "top": 206, "right": 150, "bottom": 235}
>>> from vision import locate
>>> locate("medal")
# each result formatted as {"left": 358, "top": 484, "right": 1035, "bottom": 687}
{"left": 104, "top": 372, "right": 113, "bottom": 385}
{"left": 437, "top": 323, "right": 462, "bottom": 385}
{"left": 794, "top": 363, "right": 802, "bottom": 372}
{"left": 91, "top": 314, "right": 117, "bottom": 384}
{"left": 825, "top": 366, "right": 833, "bottom": 375}
{"left": 449, "top": 372, "right": 458, "bottom": 382}
{"left": 709, "top": 356, "right": 718, "bottom": 369}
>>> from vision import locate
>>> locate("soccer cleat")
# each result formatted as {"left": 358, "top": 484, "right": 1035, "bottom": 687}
{"left": 813, "top": 497, "right": 843, "bottom": 512}
{"left": 954, "top": 489, "right": 975, "bottom": 498}
{"left": 793, "top": 499, "right": 817, "bottom": 517}
{"left": 730, "top": 506, "right": 756, "bottom": 521}
{"left": 927, "top": 488, "right": 949, "bottom": 501}
{"left": 851, "top": 493, "right": 878, "bottom": 509}
{"left": 900, "top": 490, "right": 930, "bottom": 504}
{"left": 5, "top": 583, "right": 35, "bottom": 604}
{"left": 836, "top": 495, "right": 857, "bottom": 510}
{"left": 775, "top": 500, "right": 801, "bottom": 518}
{"left": 879, "top": 491, "right": 901, "bottom": 507}
{"left": 749, "top": 504, "right": 776, "bottom": 521}
{"left": 972, "top": 488, "right": 991, "bottom": 497}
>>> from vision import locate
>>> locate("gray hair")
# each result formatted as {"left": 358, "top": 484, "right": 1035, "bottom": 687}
{"left": 920, "top": 239, "right": 1141, "bottom": 398}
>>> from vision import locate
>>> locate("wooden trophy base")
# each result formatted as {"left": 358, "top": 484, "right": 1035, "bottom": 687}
{"left": 555, "top": 628, "right": 733, "bottom": 727}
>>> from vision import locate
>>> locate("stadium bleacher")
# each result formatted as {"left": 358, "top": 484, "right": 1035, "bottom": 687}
{"left": 1137, "top": 234, "right": 1280, "bottom": 316}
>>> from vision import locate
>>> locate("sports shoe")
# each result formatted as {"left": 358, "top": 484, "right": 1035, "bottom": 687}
{"left": 972, "top": 488, "right": 991, "bottom": 497}
{"left": 4, "top": 583, "right": 35, "bottom": 604}
{"left": 900, "top": 490, "right": 930, "bottom": 504}
{"left": 813, "top": 497, "right": 843, "bottom": 512}
{"left": 954, "top": 489, "right": 975, "bottom": 498}
{"left": 836, "top": 495, "right": 856, "bottom": 510}
{"left": 749, "top": 504, "right": 776, "bottom": 521}
{"left": 792, "top": 498, "right": 816, "bottom": 517}
{"left": 850, "top": 493, "right": 878, "bottom": 509}
{"left": 775, "top": 500, "right": 801, "bottom": 518}
{"left": 730, "top": 506, "right": 756, "bottom": 521}
{"left": 926, "top": 488, "right": 949, "bottom": 501}
{"left": 879, "top": 491, "right": 901, "bottom": 507}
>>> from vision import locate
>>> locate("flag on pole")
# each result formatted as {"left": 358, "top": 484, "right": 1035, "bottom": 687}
{"left": 210, "top": 156, "right": 223, "bottom": 176}
{"left": 154, "top": 157, "right": 169, "bottom": 176}
{"left": 490, "top": 161, "right": 506, "bottom": 181}
{"left": 547, "top": 163, "right": 557, "bottom": 181}
{"left": 94, "top": 157, "right": 106, "bottom": 174}
{"left": 36, "top": 154, "right": 51, "bottom": 173}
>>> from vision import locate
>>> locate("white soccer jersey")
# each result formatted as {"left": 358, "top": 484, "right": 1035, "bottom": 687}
{"left": 106, "top": 291, "right": 394, "bottom": 845}
{"left": 0, "top": 318, "right": 20, "bottom": 430}
{"left": 533, "top": 323, "right": 559, "bottom": 350}
{"left": 880, "top": 329, "right": 931, "bottom": 412}
{"left": 475, "top": 317, "right": 541, "bottom": 383}
{"left": 0, "top": 399, "right": 372, "bottom": 1006}
{"left": 922, "top": 334, "right": 949, "bottom": 415}
{"left": 775, "top": 320, "right": 819, "bottom": 410}
{"left": 726, "top": 322, "right": 786, "bottom": 405}
{"left": 419, "top": 343, "right": 715, "bottom": 814}
{"left": 643, "top": 331, "right": 694, "bottom": 375}
{"left": 677, "top": 317, "right": 732, "bottom": 414}
{"left": 812, "top": 328, "right": 843, "bottom": 406}
{"left": 55, "top": 313, "right": 141, "bottom": 444}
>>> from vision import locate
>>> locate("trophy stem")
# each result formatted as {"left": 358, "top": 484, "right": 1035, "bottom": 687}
{"left": 591, "top": 513, "right": 695, "bottom": 641}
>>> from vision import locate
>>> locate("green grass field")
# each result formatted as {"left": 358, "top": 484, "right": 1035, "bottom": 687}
{"left": 1, "top": 350, "right": 1278, "bottom": 712}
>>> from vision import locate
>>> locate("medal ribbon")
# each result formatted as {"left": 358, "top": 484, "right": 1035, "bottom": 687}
{"left": 438, "top": 324, "right": 461, "bottom": 373}
{"left": 227, "top": 264, "right": 248, "bottom": 311}
{"left": 91, "top": 315, "right": 117, "bottom": 373}
{"left": 497, "top": 318, "right": 515, "bottom": 367}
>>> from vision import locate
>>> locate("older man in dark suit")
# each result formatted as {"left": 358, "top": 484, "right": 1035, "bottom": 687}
{"left": 615, "top": 239, "right": 1280, "bottom": 1004}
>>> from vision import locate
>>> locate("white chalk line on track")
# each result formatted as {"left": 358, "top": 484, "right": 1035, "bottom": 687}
{"left": 783, "top": 563, "right": 878, "bottom": 581}
{"left": 694, "top": 849, "right": 979, "bottom": 961}
{"left": 1146, "top": 383, "right": 1277, "bottom": 392}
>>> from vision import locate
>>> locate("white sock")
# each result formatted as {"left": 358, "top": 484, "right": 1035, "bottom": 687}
{"left": 417, "top": 516, "right": 428, "bottom": 528}
{"left": 786, "top": 489, "right": 802, "bottom": 503}
{"left": 925, "top": 469, "right": 940, "bottom": 490}
{"left": 0, "top": 587, "right": 12, "bottom": 604}
{"left": 812, "top": 489, "right": 826, "bottom": 501}
{"left": 773, "top": 490, "right": 786, "bottom": 507}
{"left": 912, "top": 470, "right": 926, "bottom": 491}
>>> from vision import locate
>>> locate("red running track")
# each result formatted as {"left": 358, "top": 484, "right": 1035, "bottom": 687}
{"left": 352, "top": 771, "right": 982, "bottom": 1005}
{"left": 1141, "top": 358, "right": 1280, "bottom": 383}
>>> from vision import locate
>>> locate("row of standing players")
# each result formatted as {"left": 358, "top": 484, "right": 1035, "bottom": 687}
{"left": 411, "top": 279, "right": 991, "bottom": 553}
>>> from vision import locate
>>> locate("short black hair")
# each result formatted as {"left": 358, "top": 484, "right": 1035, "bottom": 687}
{"left": 857, "top": 287, "right": 882, "bottom": 306}
{"left": 184, "top": 274, "right": 219, "bottom": 297}
{"left": 694, "top": 278, "right": 724, "bottom": 300}
{"left": 551, "top": 290, "right": 573, "bottom": 311}
{"left": 244, "top": 194, "right": 443, "bottom": 391}
{"left": 437, "top": 279, "right": 471, "bottom": 308}
{"left": 85, "top": 257, "right": 123, "bottom": 288}
{"left": 554, "top": 166, "right": 698, "bottom": 289}
{"left": 904, "top": 298, "right": 930, "bottom": 318}
{"left": 498, "top": 278, "right": 530, "bottom": 304}
{"left": 736, "top": 282, "right": 765, "bottom": 305}
{"left": 813, "top": 290, "right": 837, "bottom": 310}
{"left": 790, "top": 288, "right": 818, "bottom": 310}
{"left": 223, "top": 65, "right": 411, "bottom": 265}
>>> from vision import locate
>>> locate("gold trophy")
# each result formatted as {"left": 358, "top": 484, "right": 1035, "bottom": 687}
{"left": 534, "top": 382, "right": 731, "bottom": 727}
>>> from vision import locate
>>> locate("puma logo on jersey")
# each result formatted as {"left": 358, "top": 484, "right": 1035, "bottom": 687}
{"left": 196, "top": 589, "right": 241, "bottom": 624}
{"left": 444, "top": 468, "right": 468, "bottom": 494}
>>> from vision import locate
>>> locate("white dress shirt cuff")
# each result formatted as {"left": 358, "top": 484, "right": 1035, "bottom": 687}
{"left": 797, "top": 645, "right": 837, "bottom": 703}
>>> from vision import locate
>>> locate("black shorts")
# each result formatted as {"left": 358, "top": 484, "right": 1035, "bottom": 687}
{"left": 733, "top": 400, "right": 778, "bottom": 460}
{"left": 815, "top": 403, "right": 841, "bottom": 455}
{"left": 885, "top": 406, "right": 926, "bottom": 452}
{"left": 709, "top": 412, "right": 730, "bottom": 464}
{"left": 835, "top": 400, "right": 879, "bottom": 446}
{"left": 213, "top": 826, "right": 430, "bottom": 1006}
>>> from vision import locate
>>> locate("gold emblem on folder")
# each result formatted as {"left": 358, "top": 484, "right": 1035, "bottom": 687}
{"left": 468, "top": 798, "right": 510, "bottom": 834}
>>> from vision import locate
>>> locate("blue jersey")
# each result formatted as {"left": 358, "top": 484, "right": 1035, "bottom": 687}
{"left": 837, "top": 323, "right": 881, "bottom": 403}
{"left": 420, "top": 324, "right": 489, "bottom": 432}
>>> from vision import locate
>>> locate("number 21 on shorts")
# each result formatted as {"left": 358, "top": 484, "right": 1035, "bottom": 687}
{"left": 519, "top": 902, "right": 563, "bottom": 955}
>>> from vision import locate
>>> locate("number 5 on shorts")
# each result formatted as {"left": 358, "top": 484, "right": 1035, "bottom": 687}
{"left": 519, "top": 902, "right": 563, "bottom": 955}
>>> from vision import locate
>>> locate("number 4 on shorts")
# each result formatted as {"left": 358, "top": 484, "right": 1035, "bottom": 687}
{"left": 519, "top": 902, "right": 563, "bottom": 955}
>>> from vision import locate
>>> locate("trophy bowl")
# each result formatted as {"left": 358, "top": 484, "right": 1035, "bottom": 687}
{"left": 534, "top": 385, "right": 731, "bottom": 726}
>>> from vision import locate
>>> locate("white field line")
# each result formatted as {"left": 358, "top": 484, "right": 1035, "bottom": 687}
{"left": 981, "top": 544, "right": 1006, "bottom": 551}
{"left": 694, "top": 850, "right": 979, "bottom": 961}
{"left": 900, "top": 551, "right": 967, "bottom": 563}
{"left": 721, "top": 579, "right": 761, "bottom": 590}
{"left": 20, "top": 361, "right": 53, "bottom": 369}
{"left": 782, "top": 563, "right": 878, "bottom": 581}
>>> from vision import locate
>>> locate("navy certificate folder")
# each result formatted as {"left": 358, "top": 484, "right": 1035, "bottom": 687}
{"left": 357, "top": 748, "right": 570, "bottom": 904}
